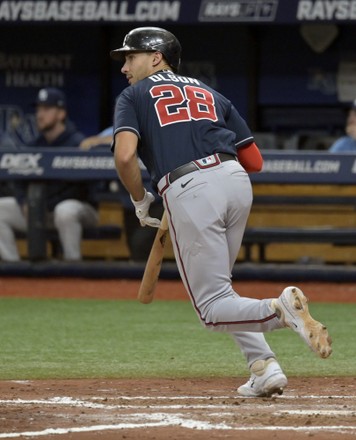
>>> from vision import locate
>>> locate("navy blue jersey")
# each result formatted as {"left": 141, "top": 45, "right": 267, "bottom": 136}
{"left": 26, "top": 124, "right": 85, "bottom": 147}
{"left": 113, "top": 70, "right": 253, "bottom": 187}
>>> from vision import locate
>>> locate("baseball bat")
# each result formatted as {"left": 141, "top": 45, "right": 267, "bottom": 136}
{"left": 137, "top": 211, "right": 169, "bottom": 304}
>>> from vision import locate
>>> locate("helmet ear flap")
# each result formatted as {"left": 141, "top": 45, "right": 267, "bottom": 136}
{"left": 110, "top": 27, "right": 181, "bottom": 73}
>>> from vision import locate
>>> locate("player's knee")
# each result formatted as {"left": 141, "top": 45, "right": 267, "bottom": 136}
{"left": 199, "top": 303, "right": 227, "bottom": 332}
{"left": 54, "top": 201, "right": 78, "bottom": 227}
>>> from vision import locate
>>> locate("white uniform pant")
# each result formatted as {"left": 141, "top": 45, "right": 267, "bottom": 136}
{"left": 158, "top": 159, "right": 282, "bottom": 367}
{"left": 0, "top": 197, "right": 98, "bottom": 261}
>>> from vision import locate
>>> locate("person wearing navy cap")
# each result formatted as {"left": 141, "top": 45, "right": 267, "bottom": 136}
{"left": 0, "top": 88, "right": 98, "bottom": 262}
{"left": 329, "top": 100, "right": 356, "bottom": 152}
{"left": 33, "top": 87, "right": 67, "bottom": 108}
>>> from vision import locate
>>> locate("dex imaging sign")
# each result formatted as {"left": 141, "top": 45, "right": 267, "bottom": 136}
{"left": 0, "top": 153, "right": 43, "bottom": 175}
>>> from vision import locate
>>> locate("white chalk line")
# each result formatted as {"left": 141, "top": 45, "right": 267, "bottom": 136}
{"left": 0, "top": 395, "right": 355, "bottom": 438}
{"left": 1, "top": 396, "right": 355, "bottom": 413}
{"left": 92, "top": 394, "right": 355, "bottom": 400}
{"left": 278, "top": 410, "right": 356, "bottom": 416}
{"left": 0, "top": 423, "right": 356, "bottom": 438}
{"left": 0, "top": 398, "right": 235, "bottom": 411}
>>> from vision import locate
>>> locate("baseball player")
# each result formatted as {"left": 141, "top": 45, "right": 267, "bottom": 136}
{"left": 111, "top": 27, "right": 332, "bottom": 397}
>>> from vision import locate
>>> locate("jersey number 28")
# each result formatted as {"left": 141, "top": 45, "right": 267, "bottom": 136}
{"left": 150, "top": 84, "right": 218, "bottom": 126}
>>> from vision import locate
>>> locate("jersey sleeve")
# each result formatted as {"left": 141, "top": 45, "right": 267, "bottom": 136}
{"left": 111, "top": 89, "right": 141, "bottom": 152}
{"left": 225, "top": 103, "right": 254, "bottom": 148}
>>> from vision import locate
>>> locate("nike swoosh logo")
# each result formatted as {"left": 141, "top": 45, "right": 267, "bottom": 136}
{"left": 181, "top": 178, "right": 194, "bottom": 188}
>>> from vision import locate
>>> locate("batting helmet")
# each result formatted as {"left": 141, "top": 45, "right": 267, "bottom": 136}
{"left": 110, "top": 27, "right": 181, "bottom": 73}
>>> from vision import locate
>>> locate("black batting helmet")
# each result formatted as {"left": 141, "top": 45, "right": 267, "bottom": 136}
{"left": 110, "top": 27, "right": 181, "bottom": 72}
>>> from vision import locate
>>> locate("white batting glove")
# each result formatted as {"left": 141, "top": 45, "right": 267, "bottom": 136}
{"left": 130, "top": 189, "right": 161, "bottom": 228}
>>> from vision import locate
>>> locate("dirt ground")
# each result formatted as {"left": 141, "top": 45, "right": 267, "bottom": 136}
{"left": 1, "top": 278, "right": 356, "bottom": 302}
{"left": 0, "top": 278, "right": 355, "bottom": 439}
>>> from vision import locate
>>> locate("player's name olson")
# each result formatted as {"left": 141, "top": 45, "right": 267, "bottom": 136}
{"left": 149, "top": 73, "right": 200, "bottom": 85}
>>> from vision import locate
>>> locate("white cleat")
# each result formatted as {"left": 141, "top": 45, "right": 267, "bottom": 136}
{"left": 273, "top": 286, "right": 332, "bottom": 359}
{"left": 237, "top": 358, "right": 288, "bottom": 397}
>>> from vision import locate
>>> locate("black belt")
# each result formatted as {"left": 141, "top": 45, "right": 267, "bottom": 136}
{"left": 168, "top": 153, "right": 236, "bottom": 184}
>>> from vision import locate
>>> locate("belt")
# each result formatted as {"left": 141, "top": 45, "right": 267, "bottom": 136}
{"left": 158, "top": 152, "right": 236, "bottom": 195}
{"left": 169, "top": 152, "right": 236, "bottom": 184}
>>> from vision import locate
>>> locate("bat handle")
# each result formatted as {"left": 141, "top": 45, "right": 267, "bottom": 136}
{"left": 137, "top": 210, "right": 169, "bottom": 304}
{"left": 160, "top": 210, "right": 168, "bottom": 231}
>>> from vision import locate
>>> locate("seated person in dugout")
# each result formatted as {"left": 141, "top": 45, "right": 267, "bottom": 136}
{"left": 0, "top": 88, "right": 98, "bottom": 262}
{"left": 329, "top": 99, "right": 356, "bottom": 152}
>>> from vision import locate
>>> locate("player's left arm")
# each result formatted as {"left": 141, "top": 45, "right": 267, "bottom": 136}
{"left": 237, "top": 142, "right": 263, "bottom": 173}
{"left": 223, "top": 102, "right": 263, "bottom": 172}
{"left": 222, "top": 101, "right": 262, "bottom": 172}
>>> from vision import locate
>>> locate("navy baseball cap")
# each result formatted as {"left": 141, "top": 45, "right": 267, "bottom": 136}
{"left": 33, "top": 88, "right": 67, "bottom": 108}
{"left": 351, "top": 99, "right": 356, "bottom": 110}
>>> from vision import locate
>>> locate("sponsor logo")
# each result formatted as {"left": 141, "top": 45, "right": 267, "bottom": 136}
{"left": 0, "top": 52, "right": 72, "bottom": 88}
{"left": 297, "top": 0, "right": 356, "bottom": 21}
{"left": 199, "top": 0, "right": 278, "bottom": 22}
{"left": 52, "top": 156, "right": 115, "bottom": 170}
{"left": 181, "top": 177, "right": 193, "bottom": 188}
{"left": 262, "top": 159, "right": 341, "bottom": 174}
{"left": 0, "top": 153, "right": 43, "bottom": 175}
{"left": 0, "top": 1, "right": 181, "bottom": 22}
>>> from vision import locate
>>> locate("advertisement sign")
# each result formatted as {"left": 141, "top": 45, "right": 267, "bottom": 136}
{"left": 198, "top": 0, "right": 279, "bottom": 22}
{"left": 1, "top": 0, "right": 356, "bottom": 24}
{"left": 0, "top": 26, "right": 102, "bottom": 141}
{"left": 0, "top": 1, "right": 183, "bottom": 22}
{"left": 0, "top": 149, "right": 355, "bottom": 183}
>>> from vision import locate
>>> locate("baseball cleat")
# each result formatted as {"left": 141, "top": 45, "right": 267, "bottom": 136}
{"left": 237, "top": 358, "right": 288, "bottom": 398}
{"left": 272, "top": 286, "right": 332, "bottom": 359}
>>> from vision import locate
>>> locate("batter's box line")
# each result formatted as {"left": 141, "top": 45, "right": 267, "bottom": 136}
{"left": 0, "top": 394, "right": 355, "bottom": 408}
{"left": 0, "top": 398, "right": 241, "bottom": 411}
{"left": 1, "top": 397, "right": 355, "bottom": 413}
{"left": 88, "top": 394, "right": 356, "bottom": 401}
{"left": 0, "top": 422, "right": 355, "bottom": 438}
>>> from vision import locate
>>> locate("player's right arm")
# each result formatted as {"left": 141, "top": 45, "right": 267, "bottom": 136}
{"left": 113, "top": 130, "right": 145, "bottom": 201}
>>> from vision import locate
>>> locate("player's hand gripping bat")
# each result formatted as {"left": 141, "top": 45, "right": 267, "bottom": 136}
{"left": 137, "top": 211, "right": 169, "bottom": 304}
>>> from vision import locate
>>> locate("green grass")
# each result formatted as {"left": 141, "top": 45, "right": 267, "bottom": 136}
{"left": 0, "top": 297, "right": 354, "bottom": 380}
